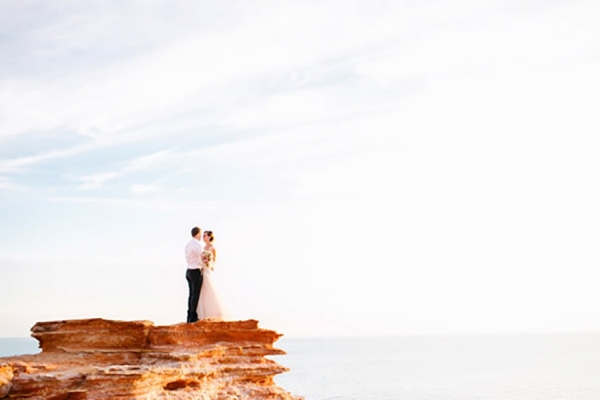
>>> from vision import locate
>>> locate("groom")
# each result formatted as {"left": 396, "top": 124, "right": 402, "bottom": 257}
{"left": 184, "top": 226, "right": 204, "bottom": 323}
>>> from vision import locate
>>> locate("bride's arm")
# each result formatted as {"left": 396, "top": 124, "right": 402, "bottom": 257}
{"left": 211, "top": 247, "right": 217, "bottom": 262}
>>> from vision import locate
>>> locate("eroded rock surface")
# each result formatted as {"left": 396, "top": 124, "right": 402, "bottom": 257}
{"left": 0, "top": 318, "right": 301, "bottom": 399}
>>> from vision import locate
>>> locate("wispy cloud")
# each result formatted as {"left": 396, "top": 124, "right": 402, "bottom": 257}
{"left": 0, "top": 1, "right": 456, "bottom": 141}
{"left": 48, "top": 195, "right": 166, "bottom": 209}
{"left": 0, "top": 143, "right": 96, "bottom": 173}
{"left": 126, "top": 150, "right": 174, "bottom": 171}
{"left": 79, "top": 172, "right": 120, "bottom": 190}
{"left": 76, "top": 150, "right": 174, "bottom": 189}
{"left": 130, "top": 184, "right": 161, "bottom": 196}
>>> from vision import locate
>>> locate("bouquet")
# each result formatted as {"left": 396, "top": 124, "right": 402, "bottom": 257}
{"left": 201, "top": 250, "right": 214, "bottom": 270}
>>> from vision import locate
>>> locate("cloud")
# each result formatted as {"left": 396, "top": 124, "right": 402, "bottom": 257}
{"left": 130, "top": 184, "right": 161, "bottom": 196}
{"left": 79, "top": 172, "right": 120, "bottom": 190}
{"left": 0, "top": 0, "right": 455, "bottom": 141}
{"left": 76, "top": 150, "right": 174, "bottom": 190}
{"left": 0, "top": 145, "right": 91, "bottom": 173}
{"left": 126, "top": 150, "right": 174, "bottom": 171}
{"left": 48, "top": 195, "right": 168, "bottom": 210}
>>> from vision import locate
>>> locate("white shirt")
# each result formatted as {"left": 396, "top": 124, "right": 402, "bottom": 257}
{"left": 185, "top": 238, "right": 204, "bottom": 270}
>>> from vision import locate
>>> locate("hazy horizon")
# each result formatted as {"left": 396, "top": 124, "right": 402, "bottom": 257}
{"left": 2, "top": 327, "right": 600, "bottom": 341}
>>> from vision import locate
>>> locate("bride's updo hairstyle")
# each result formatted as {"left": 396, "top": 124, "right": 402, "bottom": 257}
{"left": 204, "top": 230, "right": 214, "bottom": 242}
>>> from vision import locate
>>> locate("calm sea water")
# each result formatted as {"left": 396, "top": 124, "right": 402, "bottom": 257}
{"left": 273, "top": 333, "right": 600, "bottom": 400}
{"left": 2, "top": 334, "right": 599, "bottom": 399}
{"left": 0, "top": 337, "right": 39, "bottom": 358}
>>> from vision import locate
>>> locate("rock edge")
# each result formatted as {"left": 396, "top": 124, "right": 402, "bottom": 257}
{"left": 0, "top": 318, "right": 302, "bottom": 399}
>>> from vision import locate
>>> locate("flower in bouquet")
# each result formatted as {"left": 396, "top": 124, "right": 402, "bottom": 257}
{"left": 201, "top": 250, "right": 214, "bottom": 270}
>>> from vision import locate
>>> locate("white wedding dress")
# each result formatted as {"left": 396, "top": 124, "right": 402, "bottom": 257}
{"left": 197, "top": 258, "right": 229, "bottom": 321}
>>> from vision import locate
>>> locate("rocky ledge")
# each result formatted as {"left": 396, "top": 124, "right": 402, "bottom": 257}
{"left": 0, "top": 318, "right": 301, "bottom": 399}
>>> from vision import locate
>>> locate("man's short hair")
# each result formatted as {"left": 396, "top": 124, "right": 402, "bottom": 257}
{"left": 191, "top": 227, "right": 200, "bottom": 237}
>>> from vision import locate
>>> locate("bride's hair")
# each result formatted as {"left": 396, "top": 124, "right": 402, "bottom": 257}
{"left": 204, "top": 230, "right": 214, "bottom": 242}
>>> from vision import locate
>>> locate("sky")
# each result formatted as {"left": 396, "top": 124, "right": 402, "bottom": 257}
{"left": 1, "top": 0, "right": 599, "bottom": 338}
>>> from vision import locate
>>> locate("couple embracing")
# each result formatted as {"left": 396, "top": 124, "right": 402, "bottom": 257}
{"left": 184, "top": 226, "right": 228, "bottom": 323}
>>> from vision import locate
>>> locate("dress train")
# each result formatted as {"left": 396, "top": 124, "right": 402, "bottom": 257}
{"left": 197, "top": 268, "right": 229, "bottom": 321}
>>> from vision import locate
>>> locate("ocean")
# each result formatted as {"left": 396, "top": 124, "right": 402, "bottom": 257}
{"left": 272, "top": 333, "right": 600, "bottom": 400}
{"left": 2, "top": 333, "right": 599, "bottom": 399}
{"left": 0, "top": 337, "right": 39, "bottom": 358}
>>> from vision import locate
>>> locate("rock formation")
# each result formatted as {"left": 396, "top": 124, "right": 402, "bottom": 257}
{"left": 0, "top": 318, "right": 301, "bottom": 399}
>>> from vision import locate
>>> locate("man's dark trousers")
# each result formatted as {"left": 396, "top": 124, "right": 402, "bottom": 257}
{"left": 186, "top": 268, "right": 203, "bottom": 323}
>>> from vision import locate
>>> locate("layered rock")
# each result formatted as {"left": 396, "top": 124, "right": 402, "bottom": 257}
{"left": 0, "top": 318, "right": 301, "bottom": 399}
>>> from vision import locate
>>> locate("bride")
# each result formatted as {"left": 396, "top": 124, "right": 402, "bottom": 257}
{"left": 197, "top": 230, "right": 229, "bottom": 321}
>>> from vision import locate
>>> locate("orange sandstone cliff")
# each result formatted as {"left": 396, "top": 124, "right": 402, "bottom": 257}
{"left": 0, "top": 318, "right": 301, "bottom": 399}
